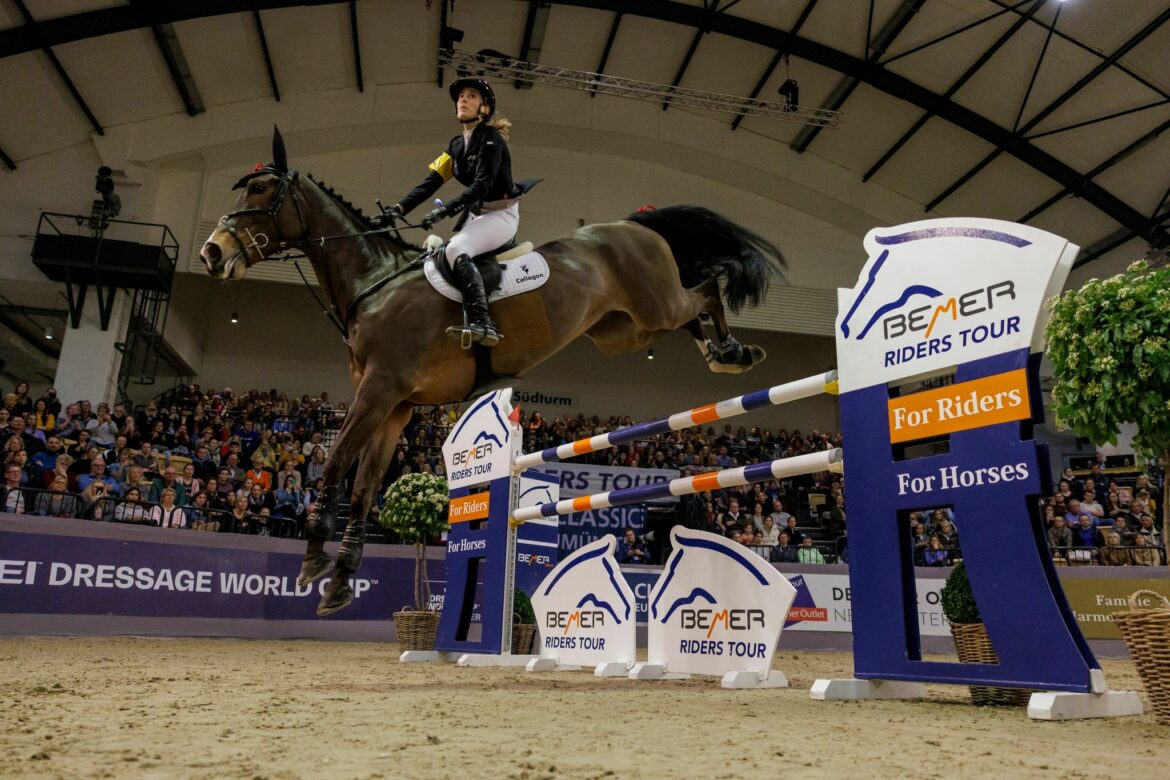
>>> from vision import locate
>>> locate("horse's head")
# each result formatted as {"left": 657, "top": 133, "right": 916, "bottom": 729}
{"left": 200, "top": 127, "right": 305, "bottom": 280}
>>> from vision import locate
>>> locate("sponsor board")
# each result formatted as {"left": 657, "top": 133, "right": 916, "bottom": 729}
{"left": 1058, "top": 579, "right": 1170, "bottom": 639}
{"left": 645, "top": 527, "right": 795, "bottom": 678}
{"left": 532, "top": 535, "right": 637, "bottom": 668}
{"left": 442, "top": 389, "right": 515, "bottom": 489}
{"left": 835, "top": 218, "right": 1076, "bottom": 393}
{"left": 535, "top": 463, "right": 679, "bottom": 556}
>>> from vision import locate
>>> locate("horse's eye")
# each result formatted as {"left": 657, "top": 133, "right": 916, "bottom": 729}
{"left": 249, "top": 182, "right": 266, "bottom": 194}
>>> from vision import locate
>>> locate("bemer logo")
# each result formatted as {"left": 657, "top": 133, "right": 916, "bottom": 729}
{"left": 882, "top": 280, "right": 1016, "bottom": 340}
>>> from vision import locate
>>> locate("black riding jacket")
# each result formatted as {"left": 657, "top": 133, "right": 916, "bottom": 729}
{"left": 397, "top": 123, "right": 520, "bottom": 218}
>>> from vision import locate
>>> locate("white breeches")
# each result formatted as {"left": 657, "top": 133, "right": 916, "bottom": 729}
{"left": 444, "top": 202, "right": 520, "bottom": 268}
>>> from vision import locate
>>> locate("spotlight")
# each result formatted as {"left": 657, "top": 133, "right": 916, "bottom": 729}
{"left": 230, "top": 311, "right": 239, "bottom": 324}
{"left": 45, "top": 326, "right": 54, "bottom": 341}
{"left": 777, "top": 79, "right": 799, "bottom": 111}
{"left": 647, "top": 349, "right": 654, "bottom": 360}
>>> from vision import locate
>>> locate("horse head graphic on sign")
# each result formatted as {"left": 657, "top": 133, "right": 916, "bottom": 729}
{"left": 646, "top": 527, "right": 795, "bottom": 677}
{"left": 531, "top": 535, "right": 636, "bottom": 669}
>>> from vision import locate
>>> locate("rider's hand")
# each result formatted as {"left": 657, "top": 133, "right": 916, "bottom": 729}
{"left": 420, "top": 207, "right": 446, "bottom": 230}
{"left": 371, "top": 211, "right": 397, "bottom": 229}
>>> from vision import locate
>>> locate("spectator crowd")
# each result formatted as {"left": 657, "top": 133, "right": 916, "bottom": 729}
{"left": 1, "top": 380, "right": 1164, "bottom": 568}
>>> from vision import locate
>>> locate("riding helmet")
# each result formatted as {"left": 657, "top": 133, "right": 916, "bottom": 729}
{"left": 449, "top": 77, "right": 496, "bottom": 119}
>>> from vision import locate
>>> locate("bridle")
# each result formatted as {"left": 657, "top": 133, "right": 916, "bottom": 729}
{"left": 218, "top": 166, "right": 308, "bottom": 264}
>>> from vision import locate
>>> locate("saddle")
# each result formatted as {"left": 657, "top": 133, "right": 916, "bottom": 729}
{"left": 424, "top": 240, "right": 549, "bottom": 304}
{"left": 431, "top": 238, "right": 533, "bottom": 294}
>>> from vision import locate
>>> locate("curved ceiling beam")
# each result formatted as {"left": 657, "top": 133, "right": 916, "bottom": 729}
{"left": 0, "top": 0, "right": 1164, "bottom": 250}
{"left": 547, "top": 0, "right": 1167, "bottom": 250}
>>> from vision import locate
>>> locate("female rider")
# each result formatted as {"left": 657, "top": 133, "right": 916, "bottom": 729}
{"left": 389, "top": 78, "right": 535, "bottom": 347}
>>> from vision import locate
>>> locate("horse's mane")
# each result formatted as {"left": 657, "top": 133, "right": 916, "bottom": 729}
{"left": 304, "top": 173, "right": 419, "bottom": 254}
{"left": 305, "top": 173, "right": 375, "bottom": 229}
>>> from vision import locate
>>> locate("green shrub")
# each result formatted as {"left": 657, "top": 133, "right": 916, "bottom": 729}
{"left": 940, "top": 561, "right": 981, "bottom": 624}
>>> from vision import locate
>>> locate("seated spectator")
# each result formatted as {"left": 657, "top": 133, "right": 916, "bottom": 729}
{"left": 276, "top": 459, "right": 299, "bottom": 491}
{"left": 2, "top": 463, "right": 28, "bottom": 513}
{"left": 86, "top": 406, "right": 119, "bottom": 448}
{"left": 8, "top": 415, "right": 43, "bottom": 456}
{"left": 223, "top": 452, "right": 246, "bottom": 485}
{"left": 34, "top": 474, "right": 81, "bottom": 518}
{"left": 186, "top": 491, "right": 216, "bottom": 532}
{"left": 1099, "top": 532, "right": 1129, "bottom": 566}
{"left": 796, "top": 537, "right": 826, "bottom": 564}
{"left": 227, "top": 495, "right": 252, "bottom": 534}
{"left": 77, "top": 459, "right": 123, "bottom": 497}
{"left": 1069, "top": 514, "right": 1101, "bottom": 565}
{"left": 67, "top": 430, "right": 93, "bottom": 459}
{"left": 770, "top": 532, "right": 797, "bottom": 563}
{"left": 251, "top": 433, "right": 278, "bottom": 470}
{"left": 1135, "top": 514, "right": 1161, "bottom": 547}
{"left": 1046, "top": 515, "right": 1073, "bottom": 558}
{"left": 1080, "top": 489, "right": 1106, "bottom": 524}
{"left": 246, "top": 456, "right": 272, "bottom": 493}
{"left": 922, "top": 536, "right": 949, "bottom": 567}
{"left": 272, "top": 474, "right": 304, "bottom": 518}
{"left": 616, "top": 528, "right": 651, "bottom": 564}
{"left": 306, "top": 445, "right": 327, "bottom": 484}
{"left": 783, "top": 516, "right": 805, "bottom": 546}
{"left": 191, "top": 445, "right": 218, "bottom": 481}
{"left": 747, "top": 501, "right": 766, "bottom": 533}
{"left": 47, "top": 453, "right": 73, "bottom": 489}
{"left": 133, "top": 441, "right": 159, "bottom": 472}
{"left": 1131, "top": 534, "right": 1160, "bottom": 566}
{"left": 759, "top": 515, "right": 780, "bottom": 546}
{"left": 720, "top": 499, "right": 746, "bottom": 535}
{"left": 741, "top": 528, "right": 762, "bottom": 546}
{"left": 911, "top": 522, "right": 930, "bottom": 565}
{"left": 934, "top": 520, "right": 960, "bottom": 557}
{"left": 826, "top": 494, "right": 846, "bottom": 538}
{"left": 246, "top": 483, "right": 270, "bottom": 515}
{"left": 150, "top": 488, "right": 185, "bottom": 528}
{"left": 32, "top": 399, "right": 56, "bottom": 435}
{"left": 80, "top": 478, "right": 112, "bottom": 519}
{"left": 114, "top": 487, "right": 153, "bottom": 524}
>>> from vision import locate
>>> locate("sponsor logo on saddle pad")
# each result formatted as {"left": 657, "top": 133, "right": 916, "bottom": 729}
{"left": 645, "top": 527, "right": 795, "bottom": 677}
{"left": 424, "top": 251, "right": 550, "bottom": 304}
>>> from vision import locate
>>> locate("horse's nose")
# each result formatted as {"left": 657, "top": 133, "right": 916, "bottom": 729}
{"left": 200, "top": 241, "right": 222, "bottom": 273}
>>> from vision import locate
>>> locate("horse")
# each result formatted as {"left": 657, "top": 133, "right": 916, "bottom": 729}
{"left": 199, "top": 128, "right": 785, "bottom": 617}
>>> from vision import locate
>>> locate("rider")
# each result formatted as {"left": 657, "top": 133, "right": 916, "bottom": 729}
{"left": 389, "top": 77, "right": 534, "bottom": 347}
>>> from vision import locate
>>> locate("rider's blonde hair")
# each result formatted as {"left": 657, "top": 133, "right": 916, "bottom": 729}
{"left": 487, "top": 115, "right": 511, "bottom": 142}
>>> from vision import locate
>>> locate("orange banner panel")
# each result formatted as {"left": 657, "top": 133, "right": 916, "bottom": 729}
{"left": 887, "top": 369, "right": 1031, "bottom": 444}
{"left": 448, "top": 493, "right": 491, "bottom": 524}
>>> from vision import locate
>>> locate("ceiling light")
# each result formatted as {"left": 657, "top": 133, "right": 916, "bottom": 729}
{"left": 230, "top": 312, "right": 239, "bottom": 324}
{"left": 45, "top": 326, "right": 54, "bottom": 340}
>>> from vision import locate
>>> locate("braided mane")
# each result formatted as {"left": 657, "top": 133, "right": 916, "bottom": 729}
{"left": 306, "top": 173, "right": 375, "bottom": 230}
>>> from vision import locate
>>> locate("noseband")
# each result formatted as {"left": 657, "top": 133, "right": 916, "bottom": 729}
{"left": 218, "top": 167, "right": 308, "bottom": 264}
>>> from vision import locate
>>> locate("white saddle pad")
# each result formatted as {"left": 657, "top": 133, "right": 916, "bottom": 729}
{"left": 424, "top": 251, "right": 550, "bottom": 303}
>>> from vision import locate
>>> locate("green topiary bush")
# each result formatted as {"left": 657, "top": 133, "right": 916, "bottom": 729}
{"left": 513, "top": 588, "right": 536, "bottom": 625}
{"left": 940, "top": 560, "right": 981, "bottom": 625}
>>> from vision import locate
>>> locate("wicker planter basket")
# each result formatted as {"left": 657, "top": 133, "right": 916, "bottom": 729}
{"left": 1113, "top": 589, "right": 1170, "bottom": 725}
{"left": 511, "top": 623, "right": 536, "bottom": 655}
{"left": 394, "top": 609, "right": 440, "bottom": 651}
{"left": 951, "top": 622, "right": 1034, "bottom": 706}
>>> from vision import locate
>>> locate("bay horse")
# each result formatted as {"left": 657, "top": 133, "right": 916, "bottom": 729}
{"left": 200, "top": 128, "right": 785, "bottom": 616}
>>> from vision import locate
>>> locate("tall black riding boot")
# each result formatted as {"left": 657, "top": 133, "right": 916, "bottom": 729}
{"left": 447, "top": 254, "right": 501, "bottom": 347}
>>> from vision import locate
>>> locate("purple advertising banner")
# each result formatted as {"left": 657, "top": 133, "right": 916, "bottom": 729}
{"left": 0, "top": 517, "right": 430, "bottom": 622}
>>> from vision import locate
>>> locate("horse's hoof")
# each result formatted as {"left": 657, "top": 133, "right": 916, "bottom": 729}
{"left": 746, "top": 344, "right": 766, "bottom": 366}
{"left": 296, "top": 551, "right": 333, "bottom": 588}
{"left": 316, "top": 582, "right": 354, "bottom": 617}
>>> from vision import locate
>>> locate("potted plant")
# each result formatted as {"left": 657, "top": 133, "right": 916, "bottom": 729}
{"left": 378, "top": 472, "right": 449, "bottom": 650}
{"left": 940, "top": 561, "right": 1032, "bottom": 706}
{"left": 512, "top": 588, "right": 537, "bottom": 655}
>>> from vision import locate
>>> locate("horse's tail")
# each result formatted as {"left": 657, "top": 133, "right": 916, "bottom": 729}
{"left": 626, "top": 205, "right": 786, "bottom": 313}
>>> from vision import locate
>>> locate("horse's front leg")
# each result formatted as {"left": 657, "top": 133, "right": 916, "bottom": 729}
{"left": 296, "top": 375, "right": 404, "bottom": 588}
{"left": 317, "top": 403, "right": 412, "bottom": 616}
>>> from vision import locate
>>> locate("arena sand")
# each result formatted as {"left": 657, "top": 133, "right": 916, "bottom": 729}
{"left": 1, "top": 637, "right": 1167, "bottom": 779}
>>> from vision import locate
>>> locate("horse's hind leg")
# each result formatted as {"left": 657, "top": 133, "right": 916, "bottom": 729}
{"left": 317, "top": 403, "right": 411, "bottom": 616}
{"left": 683, "top": 280, "right": 766, "bottom": 374}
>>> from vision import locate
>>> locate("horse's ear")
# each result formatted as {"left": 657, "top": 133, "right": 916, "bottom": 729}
{"left": 272, "top": 126, "right": 288, "bottom": 173}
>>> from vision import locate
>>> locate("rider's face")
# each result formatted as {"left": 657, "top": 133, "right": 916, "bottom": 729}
{"left": 456, "top": 88, "right": 485, "bottom": 122}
